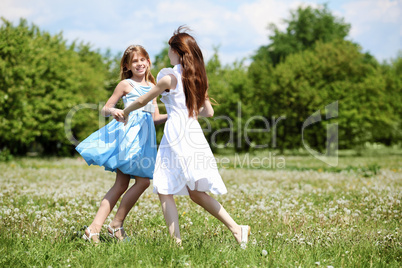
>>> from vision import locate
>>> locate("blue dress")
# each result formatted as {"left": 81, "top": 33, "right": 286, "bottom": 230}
{"left": 76, "top": 79, "right": 157, "bottom": 179}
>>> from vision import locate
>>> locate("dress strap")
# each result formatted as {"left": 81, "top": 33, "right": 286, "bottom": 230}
{"left": 126, "top": 79, "right": 137, "bottom": 88}
{"left": 126, "top": 79, "right": 143, "bottom": 96}
{"left": 126, "top": 79, "right": 151, "bottom": 87}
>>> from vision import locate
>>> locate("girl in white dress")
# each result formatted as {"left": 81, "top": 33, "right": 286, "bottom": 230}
{"left": 124, "top": 26, "right": 250, "bottom": 246}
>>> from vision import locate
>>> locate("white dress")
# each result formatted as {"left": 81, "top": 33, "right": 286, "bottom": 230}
{"left": 153, "top": 64, "right": 227, "bottom": 195}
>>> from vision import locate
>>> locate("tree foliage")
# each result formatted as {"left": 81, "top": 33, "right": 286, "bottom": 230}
{"left": 204, "top": 48, "right": 254, "bottom": 152}
{"left": 0, "top": 18, "right": 115, "bottom": 155}
{"left": 243, "top": 5, "right": 401, "bottom": 152}
{"left": 267, "top": 40, "right": 400, "bottom": 151}
{"left": 1, "top": 5, "right": 400, "bottom": 157}
{"left": 152, "top": 44, "right": 172, "bottom": 76}
{"left": 253, "top": 4, "right": 351, "bottom": 66}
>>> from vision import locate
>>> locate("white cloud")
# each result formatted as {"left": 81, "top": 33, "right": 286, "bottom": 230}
{"left": 241, "top": 0, "right": 289, "bottom": 42}
{"left": 0, "top": 0, "right": 33, "bottom": 21}
{"left": 0, "top": 0, "right": 400, "bottom": 63}
{"left": 141, "top": 0, "right": 318, "bottom": 62}
{"left": 242, "top": 0, "right": 323, "bottom": 36}
{"left": 342, "top": 0, "right": 402, "bottom": 37}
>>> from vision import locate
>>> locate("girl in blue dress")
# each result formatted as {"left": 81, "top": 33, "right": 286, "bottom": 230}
{"left": 76, "top": 45, "right": 167, "bottom": 243}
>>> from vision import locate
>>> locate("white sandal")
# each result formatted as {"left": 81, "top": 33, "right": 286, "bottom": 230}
{"left": 82, "top": 226, "right": 100, "bottom": 243}
{"left": 240, "top": 225, "right": 251, "bottom": 247}
{"left": 108, "top": 224, "right": 130, "bottom": 242}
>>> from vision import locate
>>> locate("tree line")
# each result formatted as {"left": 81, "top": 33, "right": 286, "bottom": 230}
{"left": 0, "top": 5, "right": 401, "bottom": 157}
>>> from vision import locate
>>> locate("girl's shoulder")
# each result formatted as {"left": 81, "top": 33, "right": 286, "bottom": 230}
{"left": 112, "top": 79, "right": 136, "bottom": 97}
{"left": 157, "top": 66, "right": 180, "bottom": 83}
{"left": 157, "top": 67, "right": 180, "bottom": 95}
{"left": 125, "top": 78, "right": 153, "bottom": 88}
{"left": 115, "top": 79, "right": 132, "bottom": 92}
{"left": 118, "top": 79, "right": 132, "bottom": 87}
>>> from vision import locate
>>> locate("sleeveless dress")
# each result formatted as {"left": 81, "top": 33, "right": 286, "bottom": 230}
{"left": 153, "top": 64, "right": 227, "bottom": 195}
{"left": 76, "top": 79, "right": 157, "bottom": 179}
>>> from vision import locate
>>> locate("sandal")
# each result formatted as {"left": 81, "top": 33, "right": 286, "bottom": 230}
{"left": 108, "top": 224, "right": 130, "bottom": 242}
{"left": 82, "top": 226, "right": 100, "bottom": 243}
{"left": 240, "top": 225, "right": 251, "bottom": 247}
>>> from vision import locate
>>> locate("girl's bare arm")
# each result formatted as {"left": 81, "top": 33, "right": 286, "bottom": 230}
{"left": 101, "top": 80, "right": 130, "bottom": 121}
{"left": 152, "top": 98, "right": 168, "bottom": 125}
{"left": 124, "top": 75, "right": 177, "bottom": 120}
{"left": 198, "top": 98, "right": 214, "bottom": 117}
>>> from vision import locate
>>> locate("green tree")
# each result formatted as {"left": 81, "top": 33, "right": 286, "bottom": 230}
{"left": 204, "top": 47, "right": 254, "bottom": 152}
{"left": 267, "top": 40, "right": 397, "bottom": 151}
{"left": 253, "top": 4, "right": 351, "bottom": 67}
{"left": 152, "top": 44, "right": 171, "bottom": 77}
{"left": 0, "top": 18, "right": 112, "bottom": 156}
{"left": 376, "top": 52, "right": 402, "bottom": 145}
{"left": 247, "top": 4, "right": 387, "bottom": 153}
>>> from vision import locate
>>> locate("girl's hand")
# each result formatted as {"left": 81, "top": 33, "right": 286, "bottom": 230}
{"left": 110, "top": 108, "right": 125, "bottom": 122}
{"left": 123, "top": 109, "right": 130, "bottom": 125}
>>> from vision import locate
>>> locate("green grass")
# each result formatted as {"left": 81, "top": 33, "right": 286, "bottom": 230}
{"left": 1, "top": 151, "right": 401, "bottom": 267}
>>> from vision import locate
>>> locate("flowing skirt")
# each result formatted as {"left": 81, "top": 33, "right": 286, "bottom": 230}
{"left": 76, "top": 111, "right": 156, "bottom": 179}
{"left": 153, "top": 114, "right": 227, "bottom": 195}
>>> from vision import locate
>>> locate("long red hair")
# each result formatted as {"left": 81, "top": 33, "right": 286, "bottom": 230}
{"left": 168, "top": 26, "right": 208, "bottom": 118}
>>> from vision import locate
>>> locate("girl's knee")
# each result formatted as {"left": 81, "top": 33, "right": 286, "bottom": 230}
{"left": 114, "top": 181, "right": 129, "bottom": 194}
{"left": 115, "top": 170, "right": 130, "bottom": 193}
{"left": 188, "top": 190, "right": 202, "bottom": 204}
{"left": 135, "top": 177, "right": 150, "bottom": 189}
{"left": 158, "top": 194, "right": 174, "bottom": 204}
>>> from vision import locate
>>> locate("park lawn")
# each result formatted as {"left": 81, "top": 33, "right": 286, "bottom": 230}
{"left": 0, "top": 153, "right": 401, "bottom": 267}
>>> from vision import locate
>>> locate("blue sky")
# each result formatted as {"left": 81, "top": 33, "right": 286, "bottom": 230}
{"left": 1, "top": 0, "right": 400, "bottom": 64}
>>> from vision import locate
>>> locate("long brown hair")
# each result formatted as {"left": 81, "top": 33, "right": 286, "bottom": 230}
{"left": 119, "top": 45, "right": 156, "bottom": 84}
{"left": 168, "top": 26, "right": 208, "bottom": 117}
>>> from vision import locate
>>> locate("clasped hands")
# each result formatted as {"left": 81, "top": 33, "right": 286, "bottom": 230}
{"left": 110, "top": 108, "right": 129, "bottom": 125}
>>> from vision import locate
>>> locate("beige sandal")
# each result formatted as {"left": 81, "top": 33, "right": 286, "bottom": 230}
{"left": 108, "top": 224, "right": 131, "bottom": 242}
{"left": 240, "top": 225, "right": 251, "bottom": 247}
{"left": 82, "top": 226, "right": 100, "bottom": 243}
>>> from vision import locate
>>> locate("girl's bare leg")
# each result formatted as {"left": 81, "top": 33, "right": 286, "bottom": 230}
{"left": 158, "top": 194, "right": 181, "bottom": 244}
{"left": 188, "top": 189, "right": 243, "bottom": 243}
{"left": 109, "top": 176, "right": 150, "bottom": 239}
{"left": 86, "top": 169, "right": 130, "bottom": 242}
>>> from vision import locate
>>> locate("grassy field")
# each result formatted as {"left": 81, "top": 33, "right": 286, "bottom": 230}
{"left": 0, "top": 151, "right": 401, "bottom": 267}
